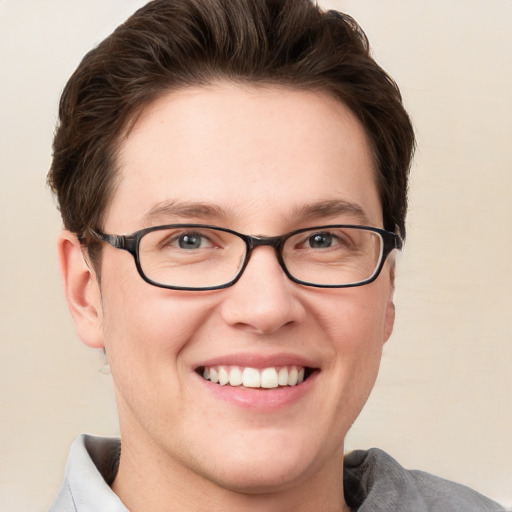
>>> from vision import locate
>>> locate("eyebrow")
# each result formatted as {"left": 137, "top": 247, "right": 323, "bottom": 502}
{"left": 140, "top": 198, "right": 372, "bottom": 228}
{"left": 140, "top": 200, "right": 227, "bottom": 226}
{"left": 291, "top": 199, "right": 372, "bottom": 225}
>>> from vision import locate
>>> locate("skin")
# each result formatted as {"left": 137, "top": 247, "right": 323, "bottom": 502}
{"left": 59, "top": 84, "right": 396, "bottom": 512}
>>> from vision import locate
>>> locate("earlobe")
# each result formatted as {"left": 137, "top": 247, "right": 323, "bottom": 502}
{"left": 382, "top": 262, "right": 396, "bottom": 344}
{"left": 383, "top": 299, "right": 395, "bottom": 344}
{"left": 57, "top": 230, "right": 105, "bottom": 349}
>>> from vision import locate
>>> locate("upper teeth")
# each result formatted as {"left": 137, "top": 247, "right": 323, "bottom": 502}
{"left": 202, "top": 365, "right": 306, "bottom": 388}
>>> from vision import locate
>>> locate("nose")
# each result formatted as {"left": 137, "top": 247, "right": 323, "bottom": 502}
{"left": 219, "top": 246, "right": 306, "bottom": 335}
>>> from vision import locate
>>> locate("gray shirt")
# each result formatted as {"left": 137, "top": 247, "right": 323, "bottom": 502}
{"left": 49, "top": 434, "right": 505, "bottom": 511}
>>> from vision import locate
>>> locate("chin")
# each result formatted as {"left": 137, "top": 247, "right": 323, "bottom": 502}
{"left": 210, "top": 458, "right": 312, "bottom": 495}
{"left": 190, "top": 430, "right": 334, "bottom": 496}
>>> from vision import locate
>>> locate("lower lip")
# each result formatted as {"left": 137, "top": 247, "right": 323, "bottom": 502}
{"left": 195, "top": 371, "right": 318, "bottom": 411}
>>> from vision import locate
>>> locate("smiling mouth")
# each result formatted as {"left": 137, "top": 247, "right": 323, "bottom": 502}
{"left": 197, "top": 365, "right": 315, "bottom": 389}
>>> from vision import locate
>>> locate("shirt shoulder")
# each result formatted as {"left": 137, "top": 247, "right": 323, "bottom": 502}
{"left": 343, "top": 448, "right": 506, "bottom": 512}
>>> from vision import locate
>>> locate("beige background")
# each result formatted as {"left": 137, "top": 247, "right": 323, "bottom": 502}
{"left": 1, "top": 0, "right": 511, "bottom": 510}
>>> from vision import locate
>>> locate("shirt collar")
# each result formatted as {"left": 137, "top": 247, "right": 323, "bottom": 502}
{"left": 64, "top": 434, "right": 126, "bottom": 512}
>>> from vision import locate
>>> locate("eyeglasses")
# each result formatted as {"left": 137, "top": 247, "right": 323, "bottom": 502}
{"left": 89, "top": 224, "right": 402, "bottom": 291}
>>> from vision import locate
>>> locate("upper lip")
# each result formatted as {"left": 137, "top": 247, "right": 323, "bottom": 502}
{"left": 194, "top": 352, "right": 320, "bottom": 371}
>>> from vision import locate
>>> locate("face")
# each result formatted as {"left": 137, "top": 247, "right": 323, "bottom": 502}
{"left": 64, "top": 84, "right": 396, "bottom": 497}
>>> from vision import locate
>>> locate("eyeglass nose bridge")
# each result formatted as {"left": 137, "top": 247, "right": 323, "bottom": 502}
{"left": 237, "top": 233, "right": 291, "bottom": 281}
{"left": 246, "top": 234, "right": 285, "bottom": 250}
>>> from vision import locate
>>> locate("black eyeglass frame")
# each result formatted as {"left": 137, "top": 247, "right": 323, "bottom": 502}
{"left": 89, "top": 224, "right": 402, "bottom": 291}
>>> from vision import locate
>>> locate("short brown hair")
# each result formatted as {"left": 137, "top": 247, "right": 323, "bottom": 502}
{"left": 49, "top": 0, "right": 414, "bottom": 259}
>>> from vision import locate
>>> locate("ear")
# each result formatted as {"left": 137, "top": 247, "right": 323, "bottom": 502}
{"left": 57, "top": 230, "right": 105, "bottom": 349}
{"left": 383, "top": 298, "right": 395, "bottom": 344}
{"left": 382, "top": 261, "right": 396, "bottom": 344}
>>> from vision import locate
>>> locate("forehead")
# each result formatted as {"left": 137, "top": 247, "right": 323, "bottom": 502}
{"left": 108, "top": 84, "right": 381, "bottom": 232}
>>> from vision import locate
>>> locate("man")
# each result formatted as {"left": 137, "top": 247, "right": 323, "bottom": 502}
{"left": 48, "top": 1, "right": 505, "bottom": 511}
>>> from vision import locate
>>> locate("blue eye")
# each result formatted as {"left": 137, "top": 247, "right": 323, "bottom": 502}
{"left": 306, "top": 232, "right": 338, "bottom": 249}
{"left": 177, "top": 233, "right": 208, "bottom": 249}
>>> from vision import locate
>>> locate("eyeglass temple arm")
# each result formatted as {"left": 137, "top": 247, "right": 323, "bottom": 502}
{"left": 389, "top": 232, "right": 403, "bottom": 251}
{"left": 88, "top": 230, "right": 138, "bottom": 253}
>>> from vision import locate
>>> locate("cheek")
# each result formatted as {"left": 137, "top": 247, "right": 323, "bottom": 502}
{"left": 315, "top": 284, "right": 391, "bottom": 349}
{"left": 99, "top": 281, "right": 222, "bottom": 429}
{"left": 103, "top": 292, "right": 211, "bottom": 357}
{"left": 293, "top": 287, "right": 390, "bottom": 440}
{"left": 314, "top": 286, "right": 391, "bottom": 391}
{"left": 98, "top": 257, "right": 216, "bottom": 375}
